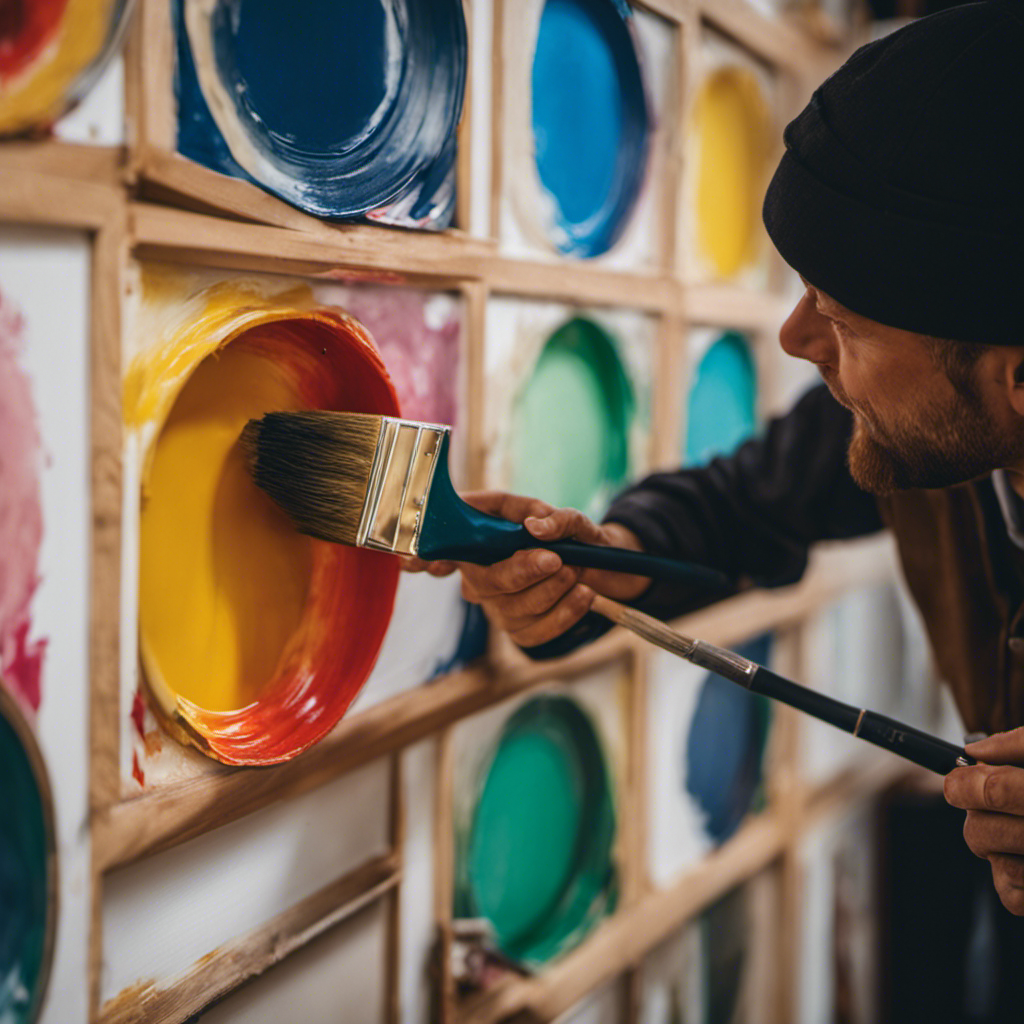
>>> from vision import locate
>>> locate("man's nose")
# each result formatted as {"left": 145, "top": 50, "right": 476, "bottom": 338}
{"left": 779, "top": 291, "right": 836, "bottom": 365}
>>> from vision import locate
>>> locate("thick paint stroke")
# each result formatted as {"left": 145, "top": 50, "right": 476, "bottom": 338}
{"left": 685, "top": 331, "right": 757, "bottom": 465}
{"left": 458, "top": 695, "right": 616, "bottom": 965}
{"left": 0, "top": 288, "right": 45, "bottom": 713}
{"left": 175, "top": 0, "right": 465, "bottom": 227}
{"left": 0, "top": 0, "right": 127, "bottom": 136}
{"left": 531, "top": 0, "right": 650, "bottom": 257}
{"left": 512, "top": 317, "right": 634, "bottom": 516}
{"left": 128, "top": 271, "right": 400, "bottom": 765}
{"left": 0, "top": 692, "right": 54, "bottom": 1024}
{"left": 693, "top": 65, "right": 771, "bottom": 278}
{"left": 684, "top": 634, "right": 771, "bottom": 844}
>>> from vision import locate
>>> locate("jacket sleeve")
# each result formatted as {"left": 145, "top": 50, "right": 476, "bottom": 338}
{"left": 523, "top": 383, "right": 884, "bottom": 659}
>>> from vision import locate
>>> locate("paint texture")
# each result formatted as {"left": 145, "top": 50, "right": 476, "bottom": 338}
{"left": 0, "top": 0, "right": 127, "bottom": 135}
{"left": 0, "top": 288, "right": 45, "bottom": 713}
{"left": 693, "top": 66, "right": 771, "bottom": 278}
{"left": 685, "top": 331, "right": 756, "bottom": 465}
{"left": 531, "top": 0, "right": 649, "bottom": 256}
{"left": 0, "top": 689, "right": 55, "bottom": 1024}
{"left": 128, "top": 269, "right": 400, "bottom": 764}
{"left": 685, "top": 635, "right": 771, "bottom": 844}
{"left": 512, "top": 317, "right": 634, "bottom": 516}
{"left": 175, "top": 0, "right": 466, "bottom": 228}
{"left": 457, "top": 696, "right": 616, "bottom": 965}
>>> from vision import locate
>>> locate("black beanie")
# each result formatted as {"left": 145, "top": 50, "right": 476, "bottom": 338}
{"left": 762, "top": 0, "right": 1024, "bottom": 346}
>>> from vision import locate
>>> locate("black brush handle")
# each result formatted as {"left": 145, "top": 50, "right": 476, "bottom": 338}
{"left": 751, "top": 666, "right": 974, "bottom": 775}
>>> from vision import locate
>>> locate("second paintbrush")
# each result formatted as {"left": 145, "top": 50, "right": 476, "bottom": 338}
{"left": 241, "top": 411, "right": 733, "bottom": 590}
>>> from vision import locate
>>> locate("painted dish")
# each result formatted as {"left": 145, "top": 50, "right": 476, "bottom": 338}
{"left": 175, "top": 0, "right": 466, "bottom": 227}
{"left": 127, "top": 272, "right": 400, "bottom": 765}
{"left": 0, "top": 684, "right": 56, "bottom": 1024}
{"left": 0, "top": 0, "right": 132, "bottom": 136}
{"left": 512, "top": 317, "right": 634, "bottom": 516}
{"left": 458, "top": 695, "right": 617, "bottom": 965}
{"left": 685, "top": 331, "right": 757, "bottom": 465}
{"left": 684, "top": 635, "right": 771, "bottom": 844}
{"left": 530, "top": 0, "right": 650, "bottom": 257}
{"left": 692, "top": 65, "right": 772, "bottom": 278}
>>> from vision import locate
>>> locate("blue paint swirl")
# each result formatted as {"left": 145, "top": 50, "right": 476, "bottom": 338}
{"left": 175, "top": 0, "right": 466, "bottom": 226}
{"left": 685, "top": 634, "right": 772, "bottom": 844}
{"left": 685, "top": 331, "right": 757, "bottom": 465}
{"left": 531, "top": 0, "right": 650, "bottom": 257}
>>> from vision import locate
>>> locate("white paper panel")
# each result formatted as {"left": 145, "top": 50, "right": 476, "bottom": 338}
{"left": 101, "top": 758, "right": 392, "bottom": 1001}
{"left": 553, "top": 980, "right": 624, "bottom": 1024}
{"left": 54, "top": 53, "right": 126, "bottom": 145}
{"left": 0, "top": 226, "right": 93, "bottom": 1024}
{"left": 196, "top": 898, "right": 388, "bottom": 1024}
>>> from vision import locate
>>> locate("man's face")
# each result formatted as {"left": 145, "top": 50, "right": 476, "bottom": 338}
{"left": 779, "top": 281, "right": 1020, "bottom": 494}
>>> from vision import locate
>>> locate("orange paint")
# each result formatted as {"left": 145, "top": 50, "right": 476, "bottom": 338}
{"left": 128, "top": 271, "right": 400, "bottom": 765}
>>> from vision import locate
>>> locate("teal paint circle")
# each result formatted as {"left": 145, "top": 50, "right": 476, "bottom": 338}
{"left": 459, "top": 696, "right": 617, "bottom": 964}
{"left": 685, "top": 331, "right": 757, "bottom": 465}
{"left": 512, "top": 318, "right": 635, "bottom": 516}
{"left": 0, "top": 687, "right": 56, "bottom": 1024}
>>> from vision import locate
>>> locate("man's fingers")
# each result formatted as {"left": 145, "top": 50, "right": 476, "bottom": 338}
{"left": 506, "top": 585, "right": 595, "bottom": 648}
{"left": 945, "top": 763, "right": 1024, "bottom": 815}
{"left": 991, "top": 857, "right": 1024, "bottom": 916}
{"left": 524, "top": 506, "right": 605, "bottom": 544}
{"left": 461, "top": 549, "right": 564, "bottom": 601}
{"left": 461, "top": 491, "right": 556, "bottom": 524}
{"left": 492, "top": 566, "right": 582, "bottom": 622}
{"left": 965, "top": 726, "right": 1024, "bottom": 765}
{"left": 961, "top": 809, "right": 1024, "bottom": 859}
{"left": 402, "top": 556, "right": 458, "bottom": 576}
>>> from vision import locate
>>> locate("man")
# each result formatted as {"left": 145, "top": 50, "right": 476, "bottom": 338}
{"left": 410, "top": 0, "right": 1024, "bottom": 914}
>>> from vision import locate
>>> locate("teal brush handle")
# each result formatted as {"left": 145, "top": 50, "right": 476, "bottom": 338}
{"left": 418, "top": 436, "right": 731, "bottom": 592}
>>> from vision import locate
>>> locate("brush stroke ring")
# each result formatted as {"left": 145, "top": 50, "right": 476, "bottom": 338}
{"left": 180, "top": 0, "right": 467, "bottom": 221}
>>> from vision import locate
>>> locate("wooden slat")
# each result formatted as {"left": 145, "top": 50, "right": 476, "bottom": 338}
{"left": 684, "top": 282, "right": 790, "bottom": 329}
{"left": 97, "top": 852, "right": 400, "bottom": 1024}
{"left": 0, "top": 169, "right": 122, "bottom": 229}
{"left": 0, "top": 141, "right": 125, "bottom": 184}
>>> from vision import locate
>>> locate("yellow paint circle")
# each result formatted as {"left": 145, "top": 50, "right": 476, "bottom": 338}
{"left": 693, "top": 65, "right": 771, "bottom": 278}
{"left": 139, "top": 343, "right": 313, "bottom": 713}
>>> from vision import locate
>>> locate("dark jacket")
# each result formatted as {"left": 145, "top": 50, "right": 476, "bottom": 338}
{"left": 528, "top": 384, "right": 1023, "bottom": 735}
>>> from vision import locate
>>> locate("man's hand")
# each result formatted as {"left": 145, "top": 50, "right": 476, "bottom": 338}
{"left": 403, "top": 491, "right": 650, "bottom": 648}
{"left": 945, "top": 727, "right": 1024, "bottom": 915}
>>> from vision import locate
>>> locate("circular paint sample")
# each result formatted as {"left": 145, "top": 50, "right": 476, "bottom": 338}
{"left": 461, "top": 696, "right": 616, "bottom": 964}
{"left": 0, "top": 0, "right": 131, "bottom": 136}
{"left": 692, "top": 65, "right": 771, "bottom": 278}
{"left": 512, "top": 318, "right": 634, "bottom": 515}
{"left": 685, "top": 331, "right": 756, "bottom": 465}
{"left": 685, "top": 635, "right": 771, "bottom": 844}
{"left": 137, "top": 307, "right": 400, "bottom": 765}
{"left": 531, "top": 0, "right": 650, "bottom": 257}
{"left": 177, "top": 0, "right": 466, "bottom": 221}
{"left": 0, "top": 685, "right": 56, "bottom": 1024}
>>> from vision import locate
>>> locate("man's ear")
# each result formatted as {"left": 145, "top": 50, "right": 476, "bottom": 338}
{"left": 1007, "top": 352, "right": 1024, "bottom": 417}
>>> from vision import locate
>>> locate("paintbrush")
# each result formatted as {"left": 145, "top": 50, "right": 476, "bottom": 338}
{"left": 591, "top": 594, "right": 974, "bottom": 776}
{"left": 240, "top": 411, "right": 732, "bottom": 590}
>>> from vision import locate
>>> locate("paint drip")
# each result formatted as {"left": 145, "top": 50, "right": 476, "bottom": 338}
{"left": 458, "top": 695, "right": 617, "bottom": 965}
{"left": 128, "top": 268, "right": 400, "bottom": 765}
{"left": 693, "top": 65, "right": 771, "bottom": 278}
{"left": 0, "top": 288, "right": 45, "bottom": 713}
{"left": 530, "top": 0, "right": 650, "bottom": 257}
{"left": 685, "top": 634, "right": 771, "bottom": 844}
{"left": 0, "top": 690, "right": 55, "bottom": 1024}
{"left": 0, "top": 0, "right": 129, "bottom": 136}
{"left": 175, "top": 0, "right": 466, "bottom": 227}
{"left": 685, "top": 331, "right": 757, "bottom": 465}
{"left": 512, "top": 317, "right": 634, "bottom": 516}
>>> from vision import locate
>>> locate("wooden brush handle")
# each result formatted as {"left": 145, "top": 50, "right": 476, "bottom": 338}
{"left": 591, "top": 595, "right": 974, "bottom": 776}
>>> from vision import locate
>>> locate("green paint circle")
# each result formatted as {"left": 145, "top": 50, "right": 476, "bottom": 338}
{"left": 460, "top": 696, "right": 616, "bottom": 964}
{"left": 0, "top": 686, "right": 56, "bottom": 1024}
{"left": 685, "top": 331, "right": 756, "bottom": 465}
{"left": 512, "top": 318, "right": 634, "bottom": 515}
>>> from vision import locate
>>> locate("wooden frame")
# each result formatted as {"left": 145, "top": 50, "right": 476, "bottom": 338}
{"left": 0, "top": 4, "right": 919, "bottom": 1023}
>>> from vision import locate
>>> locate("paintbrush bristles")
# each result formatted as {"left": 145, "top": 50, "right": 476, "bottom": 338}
{"left": 241, "top": 411, "right": 384, "bottom": 546}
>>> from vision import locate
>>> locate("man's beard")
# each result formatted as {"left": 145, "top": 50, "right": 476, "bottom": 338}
{"left": 819, "top": 370, "right": 1012, "bottom": 495}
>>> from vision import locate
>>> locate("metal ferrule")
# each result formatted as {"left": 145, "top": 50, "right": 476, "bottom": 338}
{"left": 687, "top": 640, "right": 758, "bottom": 687}
{"left": 357, "top": 416, "right": 449, "bottom": 556}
